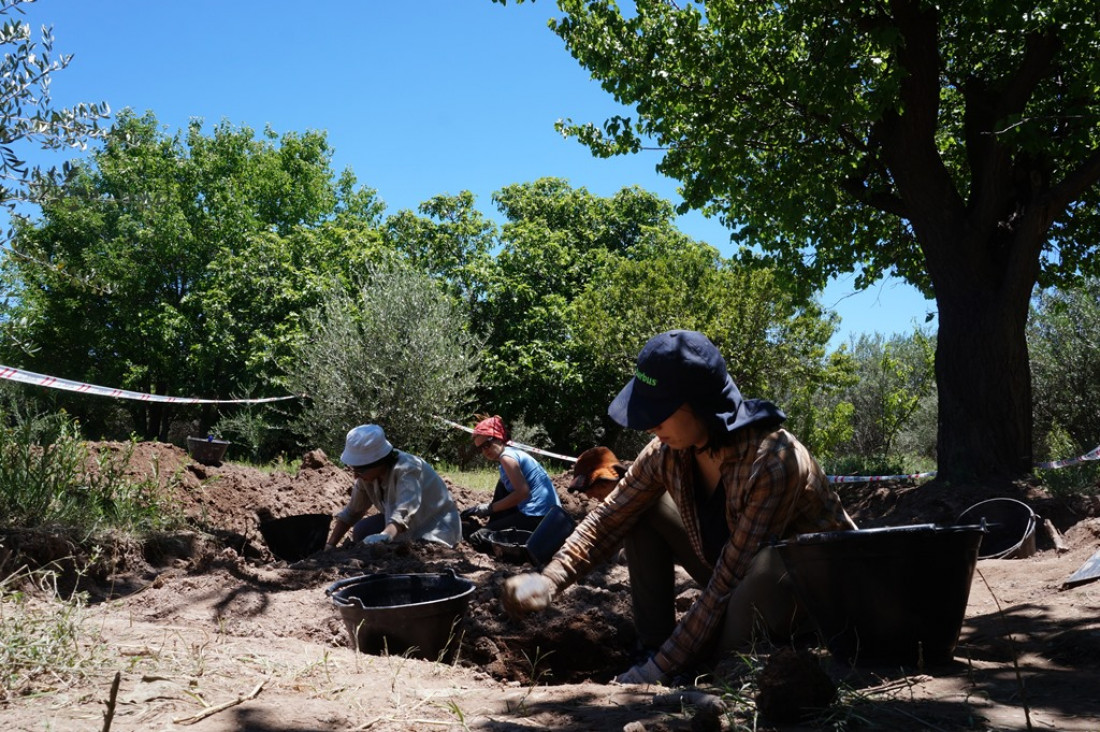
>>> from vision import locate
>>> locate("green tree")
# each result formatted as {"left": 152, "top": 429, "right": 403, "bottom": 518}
{"left": 383, "top": 191, "right": 498, "bottom": 313}
{"left": 284, "top": 262, "right": 483, "bottom": 459}
{"left": 478, "top": 178, "right": 695, "bottom": 448}
{"left": 1, "top": 111, "right": 383, "bottom": 440}
{"left": 501, "top": 0, "right": 1100, "bottom": 482}
{"left": 0, "top": 0, "right": 108, "bottom": 215}
{"left": 1029, "top": 280, "right": 1100, "bottom": 457}
{"left": 573, "top": 240, "right": 852, "bottom": 456}
{"left": 832, "top": 330, "right": 937, "bottom": 472}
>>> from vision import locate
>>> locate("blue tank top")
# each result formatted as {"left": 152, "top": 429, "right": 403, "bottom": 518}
{"left": 500, "top": 446, "right": 561, "bottom": 517}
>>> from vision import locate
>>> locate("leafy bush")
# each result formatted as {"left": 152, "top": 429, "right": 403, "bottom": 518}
{"left": 827, "top": 329, "right": 936, "bottom": 473}
{"left": 284, "top": 262, "right": 483, "bottom": 460}
{"left": 0, "top": 406, "right": 180, "bottom": 532}
{"left": 1030, "top": 280, "right": 1100, "bottom": 458}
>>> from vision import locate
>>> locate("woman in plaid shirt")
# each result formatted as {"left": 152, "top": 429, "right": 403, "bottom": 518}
{"left": 503, "top": 330, "right": 856, "bottom": 684}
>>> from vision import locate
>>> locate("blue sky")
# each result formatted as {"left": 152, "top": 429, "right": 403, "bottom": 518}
{"left": 16, "top": 0, "right": 935, "bottom": 346}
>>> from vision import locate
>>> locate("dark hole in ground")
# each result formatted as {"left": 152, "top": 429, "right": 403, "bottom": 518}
{"left": 465, "top": 608, "right": 638, "bottom": 685}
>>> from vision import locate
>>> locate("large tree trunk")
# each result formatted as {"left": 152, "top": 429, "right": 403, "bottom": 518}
{"left": 933, "top": 266, "right": 1033, "bottom": 482}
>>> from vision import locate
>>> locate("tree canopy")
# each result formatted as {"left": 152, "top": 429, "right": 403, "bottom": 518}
{"left": 499, "top": 0, "right": 1100, "bottom": 481}
{"left": 1, "top": 111, "right": 384, "bottom": 439}
{"left": 0, "top": 0, "right": 108, "bottom": 218}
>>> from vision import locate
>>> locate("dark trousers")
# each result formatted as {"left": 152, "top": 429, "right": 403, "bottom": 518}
{"left": 465, "top": 481, "right": 547, "bottom": 547}
{"left": 624, "top": 492, "right": 809, "bottom": 655}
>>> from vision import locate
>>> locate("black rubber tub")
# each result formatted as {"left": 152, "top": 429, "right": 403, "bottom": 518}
{"left": 259, "top": 513, "right": 331, "bottom": 561}
{"left": 186, "top": 436, "right": 230, "bottom": 465}
{"left": 326, "top": 571, "right": 476, "bottom": 659}
{"left": 526, "top": 506, "right": 576, "bottom": 565}
{"left": 484, "top": 528, "right": 533, "bottom": 564}
{"left": 776, "top": 523, "right": 985, "bottom": 666}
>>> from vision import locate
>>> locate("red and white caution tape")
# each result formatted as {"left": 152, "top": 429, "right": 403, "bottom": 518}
{"left": 1035, "top": 444, "right": 1100, "bottom": 470}
{"left": 434, "top": 416, "right": 577, "bottom": 463}
{"left": 827, "top": 471, "right": 937, "bottom": 485}
{"left": 0, "top": 364, "right": 298, "bottom": 404}
{"left": 437, "top": 414, "right": 1100, "bottom": 481}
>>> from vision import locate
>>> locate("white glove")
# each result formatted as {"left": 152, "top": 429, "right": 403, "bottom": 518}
{"left": 462, "top": 502, "right": 492, "bottom": 518}
{"left": 502, "top": 573, "right": 555, "bottom": 617}
{"left": 614, "top": 657, "right": 667, "bottom": 685}
{"left": 362, "top": 532, "right": 391, "bottom": 545}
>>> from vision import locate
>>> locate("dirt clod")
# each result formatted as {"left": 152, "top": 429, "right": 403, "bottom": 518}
{"left": 755, "top": 647, "right": 837, "bottom": 723}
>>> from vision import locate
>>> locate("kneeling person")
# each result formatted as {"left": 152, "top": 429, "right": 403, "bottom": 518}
{"left": 325, "top": 424, "right": 461, "bottom": 549}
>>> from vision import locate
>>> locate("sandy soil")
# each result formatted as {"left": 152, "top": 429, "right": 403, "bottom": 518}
{"left": 2, "top": 440, "right": 1099, "bottom": 731}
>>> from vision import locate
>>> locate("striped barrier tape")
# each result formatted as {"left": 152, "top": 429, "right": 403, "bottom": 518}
{"left": 6, "top": 366, "right": 1096, "bottom": 478}
{"left": 434, "top": 416, "right": 577, "bottom": 464}
{"left": 0, "top": 364, "right": 298, "bottom": 404}
{"left": 1035, "top": 444, "right": 1100, "bottom": 470}
{"left": 437, "top": 415, "right": 1100, "bottom": 484}
{"left": 827, "top": 471, "right": 938, "bottom": 484}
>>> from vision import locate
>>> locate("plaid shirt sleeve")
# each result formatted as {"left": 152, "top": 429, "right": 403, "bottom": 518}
{"left": 542, "top": 438, "right": 669, "bottom": 589}
{"left": 654, "top": 428, "right": 850, "bottom": 674}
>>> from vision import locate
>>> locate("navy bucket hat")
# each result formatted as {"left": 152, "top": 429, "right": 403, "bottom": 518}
{"left": 608, "top": 330, "right": 785, "bottom": 432}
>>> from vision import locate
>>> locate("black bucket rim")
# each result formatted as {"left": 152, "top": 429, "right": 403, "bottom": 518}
{"left": 326, "top": 570, "right": 475, "bottom": 612}
{"left": 484, "top": 528, "right": 533, "bottom": 547}
{"left": 776, "top": 523, "right": 986, "bottom": 547}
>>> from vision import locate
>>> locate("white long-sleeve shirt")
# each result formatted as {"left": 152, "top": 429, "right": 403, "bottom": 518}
{"left": 335, "top": 451, "right": 461, "bottom": 547}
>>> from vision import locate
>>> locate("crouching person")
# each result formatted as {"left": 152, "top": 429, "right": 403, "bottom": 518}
{"left": 324, "top": 424, "right": 462, "bottom": 549}
{"left": 502, "top": 330, "right": 856, "bottom": 684}
{"left": 462, "top": 415, "right": 562, "bottom": 551}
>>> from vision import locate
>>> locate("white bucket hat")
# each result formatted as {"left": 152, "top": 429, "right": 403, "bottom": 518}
{"left": 340, "top": 424, "right": 393, "bottom": 466}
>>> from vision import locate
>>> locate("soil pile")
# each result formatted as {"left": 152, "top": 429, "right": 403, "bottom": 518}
{"left": 2, "top": 440, "right": 1099, "bottom": 731}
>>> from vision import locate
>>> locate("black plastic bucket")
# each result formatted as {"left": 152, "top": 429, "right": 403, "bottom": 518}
{"left": 186, "top": 436, "right": 230, "bottom": 465}
{"left": 526, "top": 506, "right": 576, "bottom": 565}
{"left": 259, "top": 513, "right": 331, "bottom": 561}
{"left": 956, "top": 498, "right": 1037, "bottom": 559}
{"left": 326, "top": 571, "right": 476, "bottom": 659}
{"left": 484, "top": 528, "right": 534, "bottom": 564}
{"left": 776, "top": 524, "right": 984, "bottom": 666}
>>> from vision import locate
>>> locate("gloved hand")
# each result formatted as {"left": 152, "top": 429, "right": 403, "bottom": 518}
{"left": 462, "top": 502, "right": 492, "bottom": 519}
{"left": 501, "top": 573, "right": 555, "bottom": 617}
{"left": 613, "top": 657, "right": 667, "bottom": 685}
{"left": 362, "top": 532, "right": 391, "bottom": 546}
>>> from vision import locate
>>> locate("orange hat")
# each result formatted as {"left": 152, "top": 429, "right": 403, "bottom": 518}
{"left": 473, "top": 415, "right": 507, "bottom": 441}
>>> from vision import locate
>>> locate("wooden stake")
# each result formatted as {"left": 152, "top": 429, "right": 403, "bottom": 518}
{"left": 1043, "top": 518, "right": 1068, "bottom": 554}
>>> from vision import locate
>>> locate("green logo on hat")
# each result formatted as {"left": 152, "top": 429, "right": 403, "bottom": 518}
{"left": 635, "top": 368, "right": 657, "bottom": 387}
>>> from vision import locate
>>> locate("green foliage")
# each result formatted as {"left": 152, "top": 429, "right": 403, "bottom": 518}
{"left": 0, "top": 111, "right": 384, "bottom": 441}
{"left": 284, "top": 262, "right": 483, "bottom": 459}
{"left": 572, "top": 237, "right": 853, "bottom": 456}
{"left": 0, "top": 405, "right": 181, "bottom": 532}
{"left": 383, "top": 191, "right": 498, "bottom": 313}
{"left": 1033, "top": 422, "right": 1100, "bottom": 498}
{"left": 0, "top": 566, "right": 102, "bottom": 700}
{"left": 546, "top": 0, "right": 1100, "bottom": 292}
{"left": 477, "top": 179, "right": 726, "bottom": 448}
{"left": 1029, "top": 280, "right": 1100, "bottom": 454}
{"left": 0, "top": 0, "right": 109, "bottom": 214}
{"left": 828, "top": 329, "right": 937, "bottom": 472}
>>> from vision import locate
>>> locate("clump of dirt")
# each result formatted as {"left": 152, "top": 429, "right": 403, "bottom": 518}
{"left": 755, "top": 647, "right": 837, "bottom": 723}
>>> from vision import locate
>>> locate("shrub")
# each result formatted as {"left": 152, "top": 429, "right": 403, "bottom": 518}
{"left": 283, "top": 262, "right": 483, "bottom": 459}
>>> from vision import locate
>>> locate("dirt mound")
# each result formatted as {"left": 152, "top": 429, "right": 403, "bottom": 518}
{"left": 3, "top": 440, "right": 1100, "bottom": 731}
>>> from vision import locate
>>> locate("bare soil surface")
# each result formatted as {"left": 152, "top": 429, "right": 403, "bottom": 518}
{"left": 3, "top": 440, "right": 1100, "bottom": 731}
